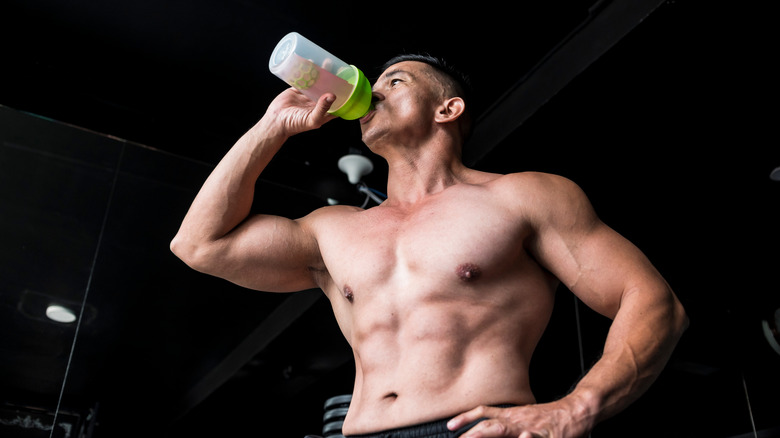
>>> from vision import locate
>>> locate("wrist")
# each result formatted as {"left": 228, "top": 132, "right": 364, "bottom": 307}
{"left": 254, "top": 112, "right": 291, "bottom": 142}
{"left": 563, "top": 386, "right": 601, "bottom": 433}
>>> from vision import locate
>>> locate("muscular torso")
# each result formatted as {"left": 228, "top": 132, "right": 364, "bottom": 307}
{"left": 310, "top": 174, "right": 558, "bottom": 434}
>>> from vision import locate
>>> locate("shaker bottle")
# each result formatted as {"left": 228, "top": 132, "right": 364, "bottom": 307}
{"left": 269, "top": 32, "right": 373, "bottom": 120}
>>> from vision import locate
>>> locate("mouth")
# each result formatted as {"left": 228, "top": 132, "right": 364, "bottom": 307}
{"left": 359, "top": 108, "right": 376, "bottom": 124}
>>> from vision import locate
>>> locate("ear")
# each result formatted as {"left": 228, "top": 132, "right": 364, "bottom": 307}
{"left": 434, "top": 97, "right": 466, "bottom": 124}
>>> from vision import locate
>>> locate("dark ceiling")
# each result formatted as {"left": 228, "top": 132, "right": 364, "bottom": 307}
{"left": 1, "top": 0, "right": 778, "bottom": 437}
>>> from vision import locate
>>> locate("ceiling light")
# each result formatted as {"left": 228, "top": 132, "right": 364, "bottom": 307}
{"left": 338, "top": 154, "right": 373, "bottom": 184}
{"left": 46, "top": 305, "right": 77, "bottom": 323}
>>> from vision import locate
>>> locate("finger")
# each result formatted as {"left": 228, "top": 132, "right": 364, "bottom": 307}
{"left": 460, "top": 419, "right": 518, "bottom": 438}
{"left": 464, "top": 427, "right": 542, "bottom": 438}
{"left": 303, "top": 93, "right": 335, "bottom": 126}
{"left": 519, "top": 431, "right": 549, "bottom": 438}
{"left": 447, "top": 405, "right": 499, "bottom": 430}
{"left": 316, "top": 93, "right": 336, "bottom": 115}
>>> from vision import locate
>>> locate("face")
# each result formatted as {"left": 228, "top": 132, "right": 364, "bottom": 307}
{"left": 360, "top": 61, "right": 447, "bottom": 150}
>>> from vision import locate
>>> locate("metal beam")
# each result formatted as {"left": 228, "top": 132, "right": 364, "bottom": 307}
{"left": 168, "top": 289, "right": 323, "bottom": 423}
{"left": 464, "top": 0, "right": 667, "bottom": 166}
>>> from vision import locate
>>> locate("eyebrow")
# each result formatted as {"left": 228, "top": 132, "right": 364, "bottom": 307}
{"left": 383, "top": 69, "right": 414, "bottom": 80}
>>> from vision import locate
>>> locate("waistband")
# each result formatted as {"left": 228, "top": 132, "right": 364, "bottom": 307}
{"left": 344, "top": 405, "right": 516, "bottom": 438}
{"left": 344, "top": 417, "right": 477, "bottom": 438}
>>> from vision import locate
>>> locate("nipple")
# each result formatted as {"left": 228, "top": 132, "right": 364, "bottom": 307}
{"left": 456, "top": 263, "right": 482, "bottom": 282}
{"left": 343, "top": 285, "right": 354, "bottom": 303}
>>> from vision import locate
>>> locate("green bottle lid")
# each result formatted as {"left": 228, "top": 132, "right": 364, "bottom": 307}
{"left": 329, "top": 65, "right": 373, "bottom": 120}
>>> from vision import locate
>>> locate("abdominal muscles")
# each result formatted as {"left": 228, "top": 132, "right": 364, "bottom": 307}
{"left": 343, "top": 288, "right": 543, "bottom": 434}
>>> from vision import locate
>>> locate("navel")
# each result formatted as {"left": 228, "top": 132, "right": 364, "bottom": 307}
{"left": 456, "top": 263, "right": 482, "bottom": 282}
{"left": 343, "top": 285, "right": 354, "bottom": 303}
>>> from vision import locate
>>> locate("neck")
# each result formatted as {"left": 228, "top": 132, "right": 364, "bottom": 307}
{"left": 379, "top": 138, "right": 468, "bottom": 206}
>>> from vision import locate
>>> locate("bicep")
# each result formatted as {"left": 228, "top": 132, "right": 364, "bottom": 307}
{"left": 526, "top": 176, "right": 668, "bottom": 319}
{"left": 195, "top": 213, "right": 323, "bottom": 292}
{"left": 555, "top": 223, "right": 668, "bottom": 319}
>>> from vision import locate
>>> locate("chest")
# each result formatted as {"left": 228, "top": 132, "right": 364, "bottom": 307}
{"left": 317, "top": 190, "right": 528, "bottom": 294}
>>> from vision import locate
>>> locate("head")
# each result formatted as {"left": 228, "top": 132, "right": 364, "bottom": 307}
{"left": 362, "top": 54, "right": 473, "bottom": 152}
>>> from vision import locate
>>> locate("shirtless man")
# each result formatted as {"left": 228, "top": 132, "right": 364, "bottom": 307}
{"left": 170, "top": 55, "right": 688, "bottom": 438}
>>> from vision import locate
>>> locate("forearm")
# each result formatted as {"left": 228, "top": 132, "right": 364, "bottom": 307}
{"left": 170, "top": 89, "right": 335, "bottom": 280}
{"left": 171, "top": 116, "right": 288, "bottom": 260}
{"left": 566, "top": 284, "right": 688, "bottom": 429}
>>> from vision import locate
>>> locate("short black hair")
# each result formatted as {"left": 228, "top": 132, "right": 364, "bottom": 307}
{"left": 380, "top": 54, "right": 472, "bottom": 104}
{"left": 380, "top": 54, "right": 473, "bottom": 141}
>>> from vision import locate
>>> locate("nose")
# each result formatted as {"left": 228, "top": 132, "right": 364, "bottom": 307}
{"left": 370, "top": 91, "right": 384, "bottom": 105}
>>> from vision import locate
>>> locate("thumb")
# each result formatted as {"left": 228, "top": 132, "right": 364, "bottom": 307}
{"left": 317, "top": 93, "right": 336, "bottom": 114}
{"left": 308, "top": 93, "right": 337, "bottom": 126}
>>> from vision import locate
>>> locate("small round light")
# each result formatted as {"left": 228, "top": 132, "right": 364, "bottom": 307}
{"left": 46, "top": 305, "right": 77, "bottom": 323}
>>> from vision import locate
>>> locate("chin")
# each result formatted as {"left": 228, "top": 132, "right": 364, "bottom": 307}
{"left": 360, "top": 128, "right": 382, "bottom": 149}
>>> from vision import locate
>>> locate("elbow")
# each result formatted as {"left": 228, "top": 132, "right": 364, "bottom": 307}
{"left": 669, "top": 293, "right": 689, "bottom": 340}
{"left": 676, "top": 300, "right": 690, "bottom": 336}
{"left": 170, "top": 234, "right": 185, "bottom": 260}
{"left": 170, "top": 233, "right": 211, "bottom": 273}
{"left": 170, "top": 233, "right": 194, "bottom": 266}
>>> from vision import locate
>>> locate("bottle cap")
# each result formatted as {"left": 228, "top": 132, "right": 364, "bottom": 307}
{"left": 328, "top": 65, "right": 373, "bottom": 120}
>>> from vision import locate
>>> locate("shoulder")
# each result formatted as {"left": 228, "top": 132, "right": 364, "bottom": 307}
{"left": 487, "top": 171, "right": 598, "bottom": 228}
{"left": 459, "top": 169, "right": 588, "bottom": 211}
{"left": 298, "top": 203, "right": 364, "bottom": 225}
{"left": 297, "top": 204, "right": 366, "bottom": 238}
{"left": 460, "top": 169, "right": 573, "bottom": 192}
{"left": 487, "top": 171, "right": 586, "bottom": 204}
{"left": 303, "top": 203, "right": 365, "bottom": 219}
{"left": 489, "top": 171, "right": 577, "bottom": 191}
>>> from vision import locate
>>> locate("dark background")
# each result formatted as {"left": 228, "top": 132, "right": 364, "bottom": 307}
{"left": 1, "top": 0, "right": 777, "bottom": 437}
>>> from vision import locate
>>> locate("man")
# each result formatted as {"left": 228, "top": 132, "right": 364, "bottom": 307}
{"left": 170, "top": 54, "right": 688, "bottom": 438}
